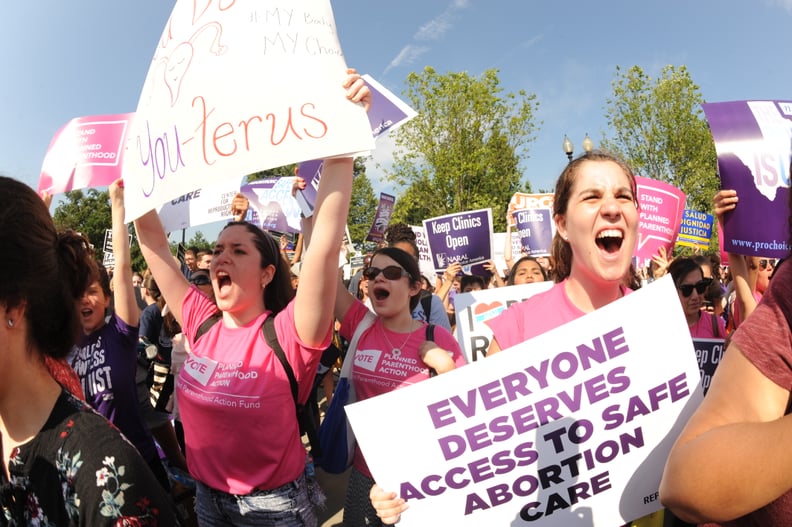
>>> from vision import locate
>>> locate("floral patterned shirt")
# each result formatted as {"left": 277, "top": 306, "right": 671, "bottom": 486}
{"left": 0, "top": 390, "right": 179, "bottom": 526}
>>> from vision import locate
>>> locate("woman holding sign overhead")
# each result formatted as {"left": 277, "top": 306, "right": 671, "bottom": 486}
{"left": 134, "top": 71, "right": 371, "bottom": 527}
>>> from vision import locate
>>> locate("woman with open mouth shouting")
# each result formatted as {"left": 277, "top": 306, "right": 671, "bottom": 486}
{"left": 332, "top": 246, "right": 467, "bottom": 526}
{"left": 486, "top": 150, "right": 639, "bottom": 355}
{"left": 134, "top": 70, "right": 371, "bottom": 527}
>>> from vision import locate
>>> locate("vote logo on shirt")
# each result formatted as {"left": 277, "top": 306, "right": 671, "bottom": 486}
{"left": 354, "top": 348, "right": 381, "bottom": 373}
{"left": 184, "top": 355, "right": 218, "bottom": 386}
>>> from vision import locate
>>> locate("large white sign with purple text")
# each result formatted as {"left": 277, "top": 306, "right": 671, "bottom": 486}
{"left": 347, "top": 276, "right": 702, "bottom": 526}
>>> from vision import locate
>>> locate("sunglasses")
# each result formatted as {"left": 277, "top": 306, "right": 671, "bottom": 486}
{"left": 678, "top": 278, "right": 712, "bottom": 297}
{"left": 759, "top": 259, "right": 771, "bottom": 270}
{"left": 190, "top": 275, "right": 211, "bottom": 286}
{"left": 362, "top": 265, "right": 409, "bottom": 281}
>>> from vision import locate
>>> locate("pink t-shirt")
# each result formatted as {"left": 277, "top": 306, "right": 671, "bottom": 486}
{"left": 688, "top": 311, "right": 726, "bottom": 340}
{"left": 178, "top": 287, "right": 329, "bottom": 494}
{"left": 486, "top": 280, "right": 631, "bottom": 351}
{"left": 340, "top": 300, "right": 467, "bottom": 477}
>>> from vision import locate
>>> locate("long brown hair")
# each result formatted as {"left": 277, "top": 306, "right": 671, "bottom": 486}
{"left": 550, "top": 151, "right": 638, "bottom": 282}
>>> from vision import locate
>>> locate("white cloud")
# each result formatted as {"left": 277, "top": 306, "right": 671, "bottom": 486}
{"left": 385, "top": 0, "right": 471, "bottom": 74}
{"left": 415, "top": 16, "right": 452, "bottom": 41}
{"left": 384, "top": 45, "right": 430, "bottom": 74}
{"left": 767, "top": 0, "right": 792, "bottom": 11}
{"left": 366, "top": 134, "right": 399, "bottom": 195}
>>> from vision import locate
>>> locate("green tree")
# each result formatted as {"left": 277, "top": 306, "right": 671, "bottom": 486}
{"left": 386, "top": 67, "right": 540, "bottom": 231}
{"left": 348, "top": 158, "right": 378, "bottom": 251}
{"left": 53, "top": 189, "right": 110, "bottom": 254}
{"left": 246, "top": 164, "right": 296, "bottom": 182}
{"left": 602, "top": 65, "right": 718, "bottom": 213}
{"left": 52, "top": 189, "right": 150, "bottom": 270}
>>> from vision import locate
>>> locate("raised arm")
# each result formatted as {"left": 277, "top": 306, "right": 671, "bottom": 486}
{"left": 109, "top": 180, "right": 139, "bottom": 327}
{"left": 293, "top": 69, "right": 370, "bottom": 345}
{"left": 503, "top": 210, "right": 514, "bottom": 272}
{"left": 133, "top": 208, "right": 190, "bottom": 325}
{"left": 660, "top": 340, "right": 792, "bottom": 522}
{"left": 713, "top": 189, "right": 757, "bottom": 324}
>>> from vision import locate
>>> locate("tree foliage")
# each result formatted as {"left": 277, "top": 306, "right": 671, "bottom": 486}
{"left": 602, "top": 65, "right": 718, "bottom": 213}
{"left": 386, "top": 67, "right": 540, "bottom": 231}
{"left": 348, "top": 157, "right": 378, "bottom": 251}
{"left": 246, "top": 164, "right": 296, "bottom": 182}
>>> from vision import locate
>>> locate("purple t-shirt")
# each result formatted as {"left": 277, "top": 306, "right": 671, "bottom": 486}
{"left": 70, "top": 313, "right": 157, "bottom": 463}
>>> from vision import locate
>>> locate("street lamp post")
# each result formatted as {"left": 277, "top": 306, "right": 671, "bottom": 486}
{"left": 562, "top": 135, "right": 574, "bottom": 162}
{"left": 562, "top": 133, "right": 595, "bottom": 162}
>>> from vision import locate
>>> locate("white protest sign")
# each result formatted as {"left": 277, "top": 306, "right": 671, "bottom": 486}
{"left": 346, "top": 276, "right": 702, "bottom": 526}
{"left": 157, "top": 178, "right": 241, "bottom": 232}
{"left": 454, "top": 282, "right": 554, "bottom": 362}
{"left": 412, "top": 225, "right": 438, "bottom": 280}
{"left": 122, "top": 0, "right": 375, "bottom": 222}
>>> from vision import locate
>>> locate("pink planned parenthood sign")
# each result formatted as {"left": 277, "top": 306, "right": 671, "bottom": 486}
{"left": 702, "top": 100, "right": 792, "bottom": 257}
{"left": 634, "top": 176, "right": 685, "bottom": 265}
{"left": 38, "top": 113, "right": 134, "bottom": 194}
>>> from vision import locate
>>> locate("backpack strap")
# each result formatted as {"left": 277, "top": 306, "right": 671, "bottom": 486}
{"left": 263, "top": 317, "right": 322, "bottom": 457}
{"left": 426, "top": 324, "right": 438, "bottom": 377}
{"left": 420, "top": 291, "right": 433, "bottom": 322}
{"left": 710, "top": 312, "right": 721, "bottom": 339}
{"left": 263, "top": 317, "right": 299, "bottom": 405}
{"left": 194, "top": 312, "right": 222, "bottom": 342}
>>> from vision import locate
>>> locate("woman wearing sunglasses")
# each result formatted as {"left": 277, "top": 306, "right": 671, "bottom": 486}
{"left": 333, "top": 247, "right": 467, "bottom": 526}
{"left": 668, "top": 257, "right": 725, "bottom": 339}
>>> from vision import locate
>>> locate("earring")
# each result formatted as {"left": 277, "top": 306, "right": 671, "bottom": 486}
{"left": 6, "top": 319, "right": 13, "bottom": 328}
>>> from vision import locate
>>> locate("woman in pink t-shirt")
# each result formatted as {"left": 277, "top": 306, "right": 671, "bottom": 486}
{"left": 134, "top": 70, "right": 371, "bottom": 527}
{"left": 371, "top": 151, "right": 642, "bottom": 524}
{"left": 486, "top": 151, "right": 639, "bottom": 354}
{"left": 335, "top": 246, "right": 466, "bottom": 527}
{"left": 668, "top": 257, "right": 726, "bottom": 339}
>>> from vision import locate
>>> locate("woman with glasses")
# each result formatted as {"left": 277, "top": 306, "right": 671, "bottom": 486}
{"left": 331, "top": 246, "right": 466, "bottom": 526}
{"left": 668, "top": 257, "right": 725, "bottom": 339}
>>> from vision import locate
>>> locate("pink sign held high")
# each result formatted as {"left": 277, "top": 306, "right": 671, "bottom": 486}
{"left": 634, "top": 176, "right": 686, "bottom": 265}
{"left": 38, "top": 113, "right": 134, "bottom": 194}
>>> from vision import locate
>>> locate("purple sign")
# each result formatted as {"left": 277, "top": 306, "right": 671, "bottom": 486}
{"left": 295, "top": 76, "right": 416, "bottom": 218}
{"left": 240, "top": 177, "right": 302, "bottom": 234}
{"left": 366, "top": 193, "right": 396, "bottom": 243}
{"left": 363, "top": 74, "right": 417, "bottom": 138}
{"left": 702, "top": 100, "right": 792, "bottom": 257}
{"left": 512, "top": 208, "right": 553, "bottom": 256}
{"left": 635, "top": 176, "right": 686, "bottom": 264}
{"left": 422, "top": 209, "right": 493, "bottom": 276}
{"left": 295, "top": 159, "right": 323, "bottom": 218}
{"left": 693, "top": 338, "right": 725, "bottom": 395}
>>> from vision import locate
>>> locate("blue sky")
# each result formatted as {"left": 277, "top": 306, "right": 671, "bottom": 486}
{"left": 2, "top": 0, "right": 791, "bottom": 239}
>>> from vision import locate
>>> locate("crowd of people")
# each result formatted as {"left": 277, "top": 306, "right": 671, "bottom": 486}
{"left": 1, "top": 81, "right": 789, "bottom": 527}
